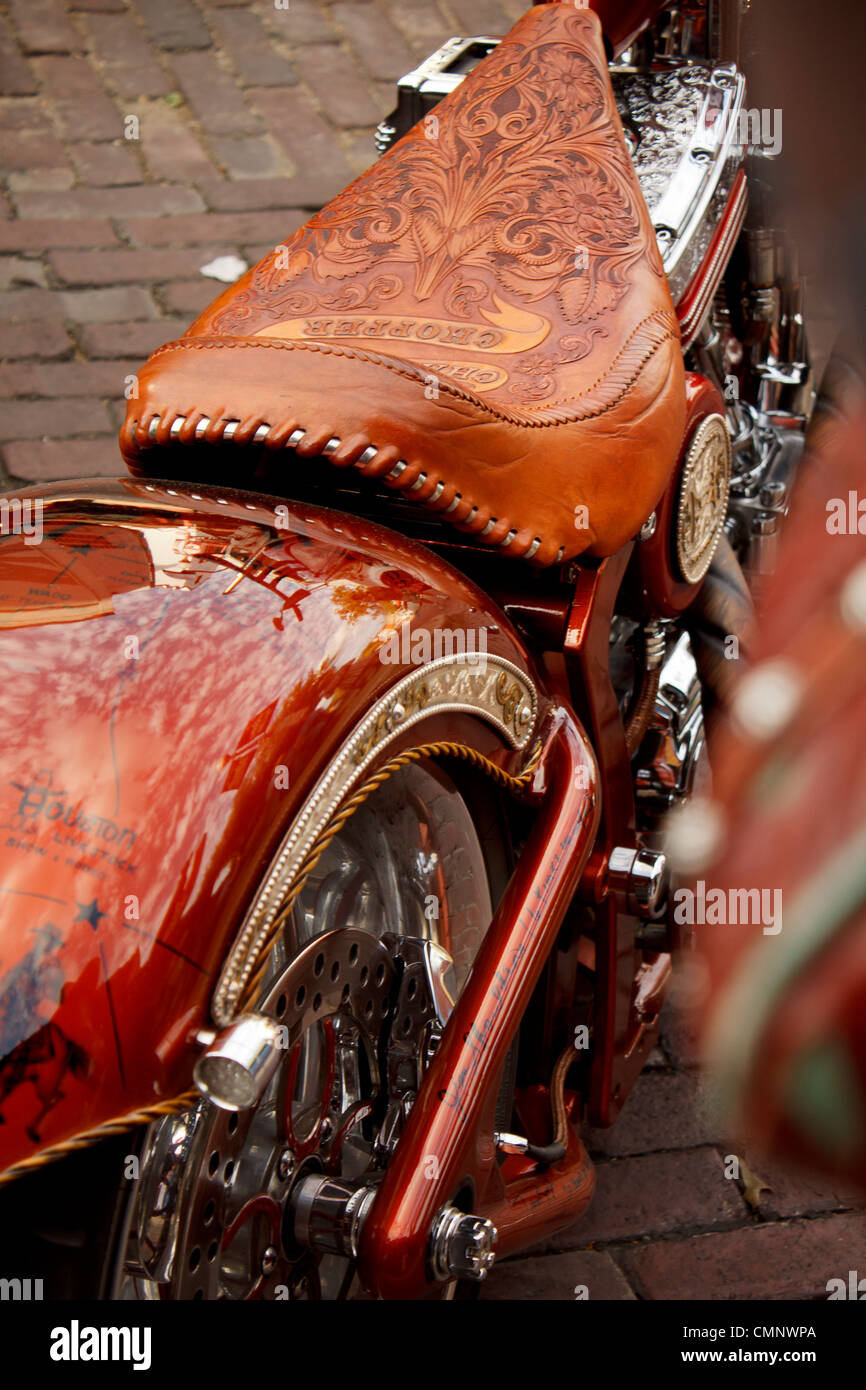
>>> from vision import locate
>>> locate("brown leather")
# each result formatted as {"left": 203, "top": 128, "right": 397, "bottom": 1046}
{"left": 120, "top": 5, "right": 686, "bottom": 566}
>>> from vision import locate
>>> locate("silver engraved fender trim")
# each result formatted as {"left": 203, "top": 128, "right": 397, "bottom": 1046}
{"left": 212, "top": 653, "right": 538, "bottom": 1024}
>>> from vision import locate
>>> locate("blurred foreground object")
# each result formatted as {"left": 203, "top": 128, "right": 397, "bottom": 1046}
{"left": 685, "top": 380, "right": 866, "bottom": 1191}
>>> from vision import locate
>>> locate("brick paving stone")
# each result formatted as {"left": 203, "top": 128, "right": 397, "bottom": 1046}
{"left": 620, "top": 1212, "right": 866, "bottom": 1301}
{"left": 2, "top": 437, "right": 120, "bottom": 481}
{"left": 58, "top": 286, "right": 160, "bottom": 323}
{"left": 0, "top": 17, "right": 38, "bottom": 95}
{"left": 342, "top": 130, "right": 379, "bottom": 178}
{"left": 585, "top": 1072, "right": 725, "bottom": 1158}
{"left": 77, "top": 320, "right": 188, "bottom": 358}
{"left": 49, "top": 246, "right": 227, "bottom": 285}
{"left": 297, "top": 43, "right": 382, "bottom": 129}
{"left": 450, "top": 0, "right": 520, "bottom": 34}
{"left": 7, "top": 170, "right": 77, "bottom": 194}
{"left": 13, "top": 186, "right": 206, "bottom": 220}
{"left": 545, "top": 1149, "right": 747, "bottom": 1250}
{"left": 82, "top": 12, "right": 171, "bottom": 99}
{"left": 0, "top": 218, "right": 119, "bottom": 251}
{"left": 249, "top": 87, "right": 355, "bottom": 184}
{"left": 137, "top": 104, "right": 215, "bottom": 184}
{"left": 7, "top": 0, "right": 83, "bottom": 56}
{"left": 210, "top": 134, "right": 290, "bottom": 181}
{"left": 0, "top": 257, "right": 48, "bottom": 290}
{"left": 211, "top": 9, "right": 298, "bottom": 88}
{"left": 33, "top": 55, "right": 121, "bottom": 141}
{"left": 196, "top": 174, "right": 334, "bottom": 211}
{"left": 0, "top": 322, "right": 73, "bottom": 359}
{"left": 136, "top": 0, "right": 212, "bottom": 52}
{"left": 0, "top": 288, "right": 67, "bottom": 322}
{"left": 172, "top": 52, "right": 262, "bottom": 137}
{"left": 385, "top": 1, "right": 455, "bottom": 55}
{"left": 1, "top": 397, "right": 113, "bottom": 440}
{"left": 332, "top": 4, "right": 416, "bottom": 83}
{"left": 0, "top": 100, "right": 71, "bottom": 175}
{"left": 123, "top": 209, "right": 300, "bottom": 248}
{"left": 0, "top": 359, "right": 141, "bottom": 397}
{"left": 482, "top": 1250, "right": 637, "bottom": 1301}
{"left": 159, "top": 278, "right": 221, "bottom": 315}
{"left": 69, "top": 0, "right": 127, "bottom": 10}
{"left": 71, "top": 139, "right": 142, "bottom": 186}
{"left": 264, "top": 0, "right": 336, "bottom": 46}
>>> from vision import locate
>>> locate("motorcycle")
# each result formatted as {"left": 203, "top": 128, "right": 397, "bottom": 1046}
{"left": 0, "top": 0, "right": 816, "bottom": 1299}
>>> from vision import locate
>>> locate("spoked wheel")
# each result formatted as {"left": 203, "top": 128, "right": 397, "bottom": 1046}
{"left": 114, "top": 759, "right": 500, "bottom": 1300}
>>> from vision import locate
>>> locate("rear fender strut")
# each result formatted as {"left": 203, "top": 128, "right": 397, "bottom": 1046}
{"left": 358, "top": 705, "right": 599, "bottom": 1299}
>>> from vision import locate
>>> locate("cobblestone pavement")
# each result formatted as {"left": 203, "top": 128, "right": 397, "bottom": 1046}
{"left": 0, "top": 1, "right": 860, "bottom": 1300}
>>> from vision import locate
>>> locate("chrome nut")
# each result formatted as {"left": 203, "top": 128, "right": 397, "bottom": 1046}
{"left": 430, "top": 1206, "right": 498, "bottom": 1283}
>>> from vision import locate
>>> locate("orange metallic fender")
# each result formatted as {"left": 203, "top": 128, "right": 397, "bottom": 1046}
{"left": 0, "top": 477, "right": 549, "bottom": 1181}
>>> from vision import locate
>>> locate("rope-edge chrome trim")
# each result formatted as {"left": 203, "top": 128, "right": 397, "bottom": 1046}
{"left": 211, "top": 652, "right": 539, "bottom": 1024}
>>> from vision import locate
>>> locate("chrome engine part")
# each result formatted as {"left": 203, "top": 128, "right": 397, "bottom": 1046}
{"left": 611, "top": 60, "right": 746, "bottom": 305}
{"left": 634, "top": 631, "right": 711, "bottom": 830}
{"left": 692, "top": 306, "right": 809, "bottom": 581}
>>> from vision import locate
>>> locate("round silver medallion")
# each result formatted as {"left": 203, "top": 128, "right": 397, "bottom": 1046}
{"left": 675, "top": 413, "right": 731, "bottom": 584}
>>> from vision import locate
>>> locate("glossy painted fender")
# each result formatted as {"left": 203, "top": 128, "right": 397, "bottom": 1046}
{"left": 0, "top": 477, "right": 546, "bottom": 1179}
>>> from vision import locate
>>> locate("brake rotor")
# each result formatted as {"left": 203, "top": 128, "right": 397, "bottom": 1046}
{"left": 131, "top": 929, "right": 396, "bottom": 1300}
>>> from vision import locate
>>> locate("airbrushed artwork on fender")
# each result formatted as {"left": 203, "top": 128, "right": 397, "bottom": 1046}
{"left": 0, "top": 483, "right": 538, "bottom": 1174}
{"left": 4, "top": 767, "right": 138, "bottom": 882}
{"left": 0, "top": 922, "right": 93, "bottom": 1142}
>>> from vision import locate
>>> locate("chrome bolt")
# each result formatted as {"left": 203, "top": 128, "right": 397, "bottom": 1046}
{"left": 430, "top": 1206, "right": 498, "bottom": 1282}
{"left": 608, "top": 846, "right": 669, "bottom": 917}
{"left": 261, "top": 1246, "right": 279, "bottom": 1276}
{"left": 277, "top": 1148, "right": 295, "bottom": 1182}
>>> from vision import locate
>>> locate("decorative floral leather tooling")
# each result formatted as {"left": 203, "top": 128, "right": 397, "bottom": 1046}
{"left": 121, "top": 4, "right": 686, "bottom": 567}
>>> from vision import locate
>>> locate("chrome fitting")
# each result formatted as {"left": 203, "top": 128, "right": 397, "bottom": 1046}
{"left": 192, "top": 1012, "right": 283, "bottom": 1111}
{"left": 291, "top": 1175, "right": 377, "bottom": 1260}
{"left": 608, "top": 846, "right": 669, "bottom": 918}
{"left": 643, "top": 619, "right": 666, "bottom": 670}
{"left": 494, "top": 1131, "right": 530, "bottom": 1155}
{"left": 429, "top": 1206, "right": 498, "bottom": 1283}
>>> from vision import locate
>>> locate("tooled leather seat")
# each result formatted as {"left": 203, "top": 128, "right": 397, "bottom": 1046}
{"left": 120, "top": 4, "right": 686, "bottom": 566}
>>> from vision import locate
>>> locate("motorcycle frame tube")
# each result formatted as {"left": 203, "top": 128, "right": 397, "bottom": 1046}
{"left": 565, "top": 546, "right": 662, "bottom": 1124}
{"left": 358, "top": 705, "right": 599, "bottom": 1299}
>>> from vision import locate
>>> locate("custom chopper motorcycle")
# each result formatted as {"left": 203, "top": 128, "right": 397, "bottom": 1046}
{"left": 0, "top": 1, "right": 816, "bottom": 1299}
